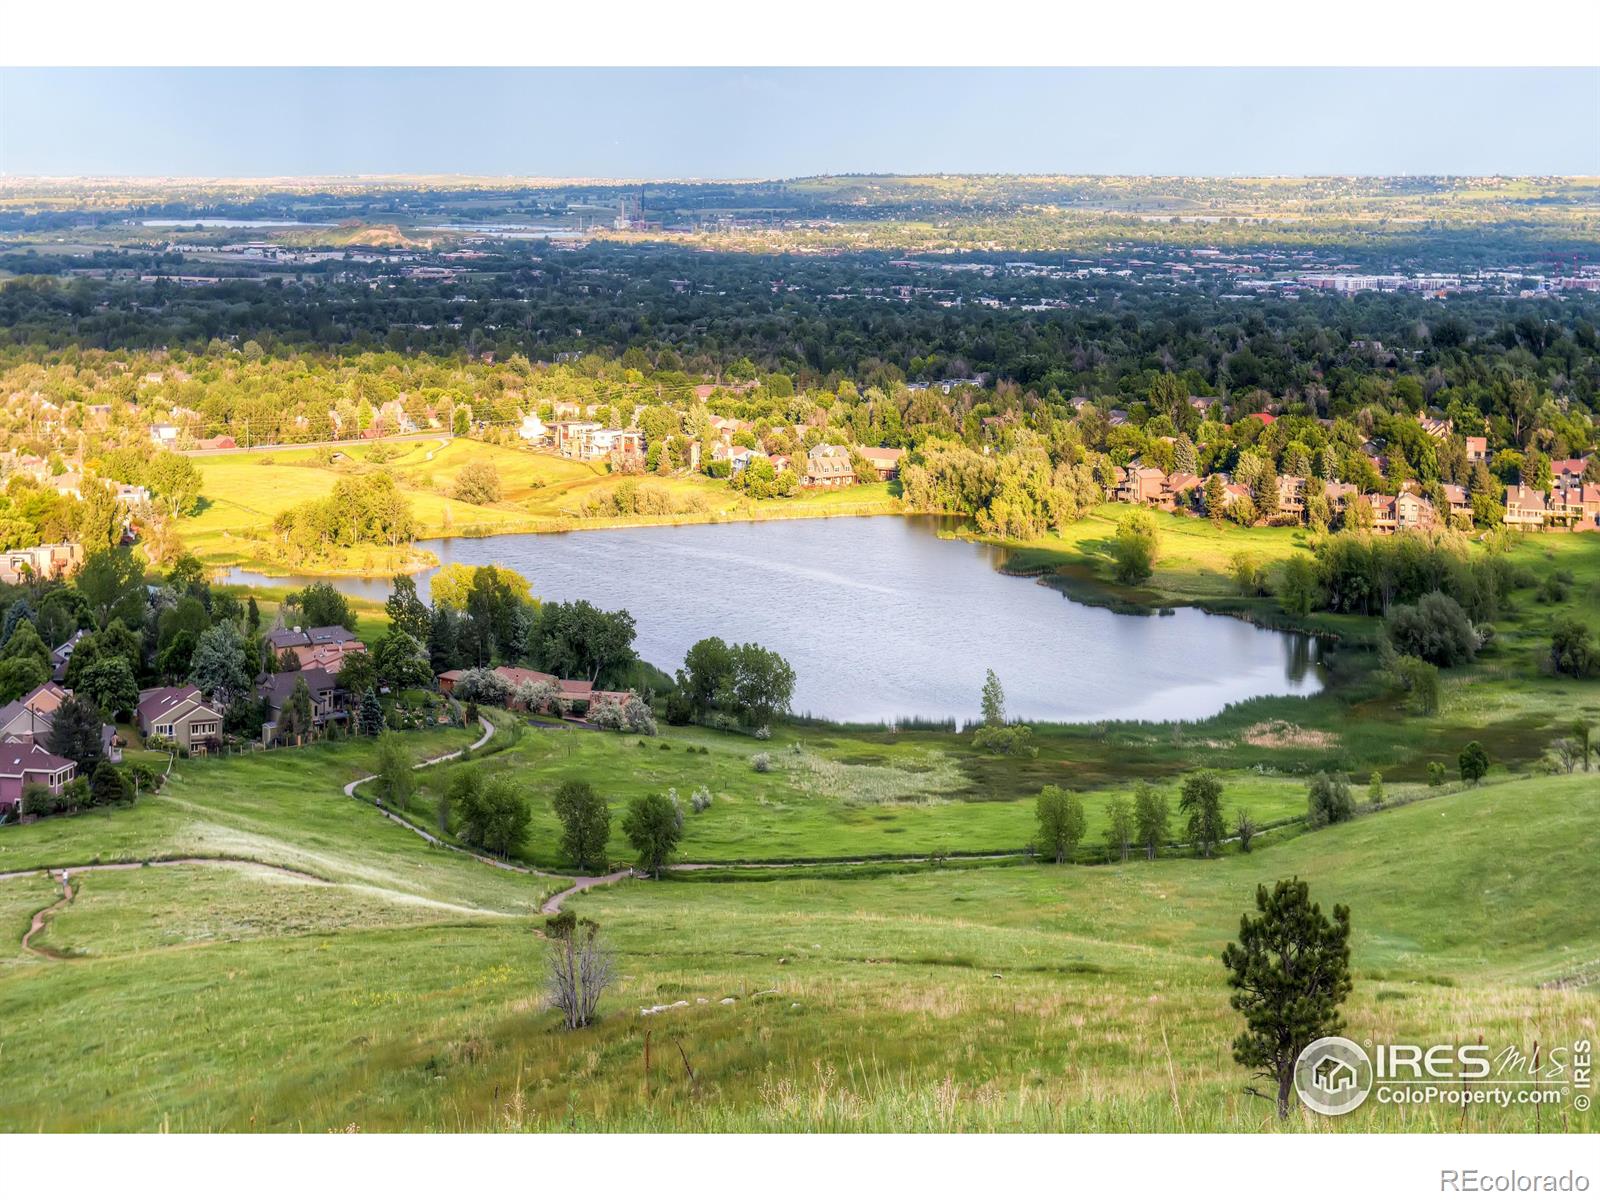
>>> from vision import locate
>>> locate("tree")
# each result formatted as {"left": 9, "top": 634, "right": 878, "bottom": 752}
{"left": 1306, "top": 772, "right": 1354, "bottom": 828}
{"left": 288, "top": 582, "right": 357, "bottom": 633}
{"left": 189, "top": 622, "right": 252, "bottom": 705}
{"left": 1034, "top": 785, "right": 1086, "bottom": 864}
{"left": 384, "top": 574, "right": 432, "bottom": 643}
{"left": 48, "top": 693, "right": 105, "bottom": 776}
{"left": 75, "top": 477, "right": 124, "bottom": 552}
{"left": 980, "top": 668, "right": 1006, "bottom": 727}
{"left": 0, "top": 656, "right": 47, "bottom": 704}
{"left": 1276, "top": 553, "right": 1318, "bottom": 617}
{"left": 1367, "top": 771, "right": 1385, "bottom": 808}
{"left": 75, "top": 547, "right": 146, "bottom": 630}
{"left": 1133, "top": 781, "right": 1170, "bottom": 860}
{"left": 1385, "top": 591, "right": 1478, "bottom": 667}
{"left": 336, "top": 649, "right": 377, "bottom": 698}
{"left": 1222, "top": 878, "right": 1353, "bottom": 1118}
{"left": 374, "top": 731, "right": 414, "bottom": 807}
{"left": 359, "top": 688, "right": 385, "bottom": 737}
{"left": 373, "top": 630, "right": 432, "bottom": 691}
{"left": 545, "top": 911, "right": 617, "bottom": 1030}
{"left": 1, "top": 598, "right": 35, "bottom": 646}
{"left": 1234, "top": 810, "right": 1257, "bottom": 853}
{"left": 2, "top": 618, "right": 52, "bottom": 677}
{"left": 1549, "top": 618, "right": 1599, "bottom": 679}
{"left": 1179, "top": 770, "right": 1225, "bottom": 858}
{"left": 148, "top": 451, "right": 203, "bottom": 517}
{"left": 552, "top": 779, "right": 612, "bottom": 872}
{"left": 622, "top": 791, "right": 681, "bottom": 878}
{"left": 677, "top": 636, "right": 734, "bottom": 716}
{"left": 535, "top": 600, "right": 636, "bottom": 685}
{"left": 280, "top": 676, "right": 315, "bottom": 743}
{"left": 90, "top": 760, "right": 129, "bottom": 807}
{"left": 730, "top": 642, "right": 795, "bottom": 727}
{"left": 1573, "top": 720, "right": 1593, "bottom": 773}
{"left": 1459, "top": 740, "right": 1490, "bottom": 785}
{"left": 76, "top": 655, "right": 138, "bottom": 720}
{"left": 1110, "top": 509, "right": 1159, "bottom": 585}
{"left": 1105, "top": 795, "right": 1134, "bottom": 862}
{"left": 451, "top": 459, "right": 503, "bottom": 504}
{"left": 457, "top": 775, "right": 530, "bottom": 857}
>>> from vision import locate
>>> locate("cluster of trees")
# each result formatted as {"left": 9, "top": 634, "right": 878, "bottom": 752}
{"left": 1033, "top": 772, "right": 1239, "bottom": 864}
{"left": 669, "top": 636, "right": 796, "bottom": 729}
{"left": 270, "top": 472, "right": 416, "bottom": 561}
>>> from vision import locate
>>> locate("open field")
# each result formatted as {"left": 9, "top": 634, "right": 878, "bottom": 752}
{"left": 177, "top": 436, "right": 900, "bottom": 574}
{"left": 0, "top": 760, "right": 1593, "bottom": 1132}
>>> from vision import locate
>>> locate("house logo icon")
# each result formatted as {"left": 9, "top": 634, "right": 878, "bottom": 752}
{"left": 1294, "top": 1036, "right": 1373, "bottom": 1116}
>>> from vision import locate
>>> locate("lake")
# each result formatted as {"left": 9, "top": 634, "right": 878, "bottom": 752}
{"left": 225, "top": 517, "right": 1325, "bottom": 724}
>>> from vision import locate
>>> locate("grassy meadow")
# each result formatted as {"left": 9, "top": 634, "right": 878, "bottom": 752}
{"left": 0, "top": 762, "right": 1593, "bottom": 1132}
{"left": 178, "top": 436, "right": 899, "bottom": 574}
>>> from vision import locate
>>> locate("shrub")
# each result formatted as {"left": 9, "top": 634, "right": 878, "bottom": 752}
{"left": 1110, "top": 509, "right": 1159, "bottom": 585}
{"left": 1306, "top": 772, "right": 1354, "bottom": 828}
{"left": 751, "top": 752, "right": 772, "bottom": 773}
{"left": 1385, "top": 591, "right": 1478, "bottom": 667}
{"left": 622, "top": 695, "right": 657, "bottom": 736}
{"left": 1234, "top": 810, "right": 1257, "bottom": 853}
{"left": 452, "top": 668, "right": 509, "bottom": 705}
{"left": 1549, "top": 618, "right": 1599, "bottom": 679}
{"left": 690, "top": 785, "right": 713, "bottom": 813}
{"left": 1427, "top": 761, "right": 1447, "bottom": 787}
{"left": 1459, "top": 740, "right": 1490, "bottom": 784}
{"left": 753, "top": 724, "right": 772, "bottom": 741}
{"left": 450, "top": 459, "right": 503, "bottom": 505}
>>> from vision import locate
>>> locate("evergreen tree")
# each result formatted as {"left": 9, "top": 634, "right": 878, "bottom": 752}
{"left": 359, "top": 687, "right": 385, "bottom": 737}
{"left": 90, "top": 760, "right": 129, "bottom": 807}
{"left": 1222, "top": 879, "right": 1353, "bottom": 1118}
{"left": 48, "top": 693, "right": 105, "bottom": 776}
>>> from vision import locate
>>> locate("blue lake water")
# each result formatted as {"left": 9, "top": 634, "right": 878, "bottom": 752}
{"left": 224, "top": 516, "right": 1325, "bottom": 724}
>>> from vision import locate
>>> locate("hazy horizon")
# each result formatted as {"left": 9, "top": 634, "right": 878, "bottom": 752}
{"left": 3, "top": 67, "right": 1597, "bottom": 178}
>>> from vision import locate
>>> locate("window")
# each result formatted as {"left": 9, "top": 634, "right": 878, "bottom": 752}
{"left": 156, "top": 723, "right": 173, "bottom": 736}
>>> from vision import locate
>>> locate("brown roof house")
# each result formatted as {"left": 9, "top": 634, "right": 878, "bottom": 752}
{"left": 802, "top": 445, "right": 856, "bottom": 489}
{"left": 258, "top": 667, "right": 346, "bottom": 744}
{"left": 855, "top": 446, "right": 906, "bottom": 481}
{"left": 1503, "top": 485, "right": 1549, "bottom": 531}
{"left": 136, "top": 686, "right": 223, "bottom": 755}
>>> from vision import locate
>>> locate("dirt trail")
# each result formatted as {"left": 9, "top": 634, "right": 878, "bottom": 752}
{"left": 540, "top": 870, "right": 634, "bottom": 914}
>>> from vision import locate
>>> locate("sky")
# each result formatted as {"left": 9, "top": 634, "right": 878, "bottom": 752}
{"left": 2, "top": 67, "right": 1597, "bottom": 178}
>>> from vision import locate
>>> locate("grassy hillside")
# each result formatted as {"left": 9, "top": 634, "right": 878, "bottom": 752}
{"left": 178, "top": 436, "right": 900, "bottom": 574}
{"left": 0, "top": 729, "right": 1592, "bottom": 1132}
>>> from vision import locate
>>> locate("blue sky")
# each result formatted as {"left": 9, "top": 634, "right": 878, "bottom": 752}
{"left": 2, "top": 67, "right": 1596, "bottom": 177}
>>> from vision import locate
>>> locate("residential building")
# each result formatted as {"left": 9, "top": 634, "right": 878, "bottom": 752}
{"left": 1441, "top": 483, "right": 1471, "bottom": 521}
{"left": 855, "top": 446, "right": 906, "bottom": 481}
{"left": 1549, "top": 482, "right": 1600, "bottom": 530}
{"left": 258, "top": 668, "right": 346, "bottom": 743}
{"left": 1503, "top": 485, "right": 1549, "bottom": 530}
{"left": 1465, "top": 436, "right": 1489, "bottom": 465}
{"left": 136, "top": 687, "right": 224, "bottom": 755}
{"left": 1115, "top": 465, "right": 1167, "bottom": 506}
{"left": 0, "top": 682, "right": 120, "bottom": 764}
{"left": 265, "top": 626, "right": 366, "bottom": 673}
{"left": 802, "top": 445, "right": 855, "bottom": 488}
{"left": 0, "top": 543, "right": 84, "bottom": 585}
{"left": 436, "top": 666, "right": 633, "bottom": 715}
{"left": 0, "top": 739, "right": 76, "bottom": 814}
{"left": 1551, "top": 457, "right": 1591, "bottom": 489}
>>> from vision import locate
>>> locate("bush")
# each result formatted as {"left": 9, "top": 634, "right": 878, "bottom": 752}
{"left": 751, "top": 752, "right": 772, "bottom": 773}
{"left": 1385, "top": 591, "right": 1479, "bottom": 667}
{"left": 690, "top": 785, "right": 713, "bottom": 813}
{"left": 1306, "top": 772, "right": 1354, "bottom": 828}
{"left": 753, "top": 724, "right": 772, "bottom": 741}
{"left": 1234, "top": 810, "right": 1257, "bottom": 853}
{"left": 452, "top": 668, "right": 509, "bottom": 706}
{"left": 1427, "top": 761, "right": 1447, "bottom": 787}
{"left": 663, "top": 690, "right": 694, "bottom": 725}
{"left": 1549, "top": 618, "right": 1599, "bottom": 679}
{"left": 1110, "top": 510, "right": 1159, "bottom": 585}
{"left": 1459, "top": 740, "right": 1490, "bottom": 784}
{"left": 450, "top": 459, "right": 503, "bottom": 505}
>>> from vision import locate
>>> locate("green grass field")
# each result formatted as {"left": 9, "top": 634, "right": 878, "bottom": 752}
{"left": 0, "top": 755, "right": 1592, "bottom": 1132}
{"left": 178, "top": 436, "right": 900, "bottom": 574}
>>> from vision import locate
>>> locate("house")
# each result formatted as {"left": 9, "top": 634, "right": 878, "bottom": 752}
{"left": 265, "top": 626, "right": 365, "bottom": 673}
{"left": 150, "top": 424, "right": 180, "bottom": 448}
{"left": 1465, "top": 436, "right": 1489, "bottom": 465}
{"left": 802, "top": 446, "right": 855, "bottom": 489}
{"left": 0, "top": 739, "right": 77, "bottom": 815}
{"left": 1551, "top": 457, "right": 1591, "bottom": 489}
{"left": 1322, "top": 480, "right": 1359, "bottom": 512}
{"left": 518, "top": 413, "right": 548, "bottom": 443}
{"left": 1162, "top": 472, "right": 1202, "bottom": 508}
{"left": 1392, "top": 491, "right": 1438, "bottom": 532}
{"left": 258, "top": 667, "right": 345, "bottom": 743}
{"left": 0, "top": 682, "right": 120, "bottom": 765}
{"left": 1503, "top": 485, "right": 1548, "bottom": 530}
{"left": 1419, "top": 416, "right": 1453, "bottom": 440}
{"left": 0, "top": 543, "right": 84, "bottom": 585}
{"left": 1276, "top": 475, "right": 1307, "bottom": 519}
{"left": 1115, "top": 465, "right": 1167, "bottom": 506}
{"left": 136, "top": 686, "right": 223, "bottom": 755}
{"left": 195, "top": 435, "right": 236, "bottom": 451}
{"left": 436, "top": 666, "right": 634, "bottom": 717}
{"left": 1441, "top": 483, "right": 1471, "bottom": 520}
{"left": 1548, "top": 482, "right": 1600, "bottom": 530}
{"left": 552, "top": 421, "right": 603, "bottom": 458}
{"left": 855, "top": 446, "right": 905, "bottom": 481}
{"left": 50, "top": 630, "right": 85, "bottom": 682}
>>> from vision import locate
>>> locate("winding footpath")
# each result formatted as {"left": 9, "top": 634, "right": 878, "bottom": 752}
{"left": 343, "top": 716, "right": 634, "bottom": 912}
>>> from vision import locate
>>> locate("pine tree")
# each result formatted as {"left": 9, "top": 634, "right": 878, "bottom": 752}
{"left": 1222, "top": 879, "right": 1353, "bottom": 1117}
{"left": 359, "top": 687, "right": 385, "bottom": 737}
